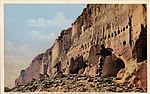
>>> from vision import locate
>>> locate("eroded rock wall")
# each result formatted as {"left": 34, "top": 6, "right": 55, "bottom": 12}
{"left": 15, "top": 4, "right": 147, "bottom": 87}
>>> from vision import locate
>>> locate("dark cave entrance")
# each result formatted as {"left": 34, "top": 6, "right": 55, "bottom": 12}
{"left": 69, "top": 56, "right": 87, "bottom": 74}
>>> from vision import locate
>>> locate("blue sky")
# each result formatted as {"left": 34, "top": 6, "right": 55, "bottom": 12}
{"left": 4, "top": 4, "right": 86, "bottom": 88}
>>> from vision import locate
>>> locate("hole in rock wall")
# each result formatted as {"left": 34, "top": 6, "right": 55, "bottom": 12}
{"left": 85, "top": 44, "right": 87, "bottom": 49}
{"left": 112, "top": 33, "right": 113, "bottom": 37}
{"left": 94, "top": 41, "right": 96, "bottom": 44}
{"left": 81, "top": 44, "right": 84, "bottom": 48}
{"left": 108, "top": 34, "right": 110, "bottom": 39}
{"left": 126, "top": 25, "right": 128, "bottom": 29}
{"left": 69, "top": 56, "right": 87, "bottom": 74}
{"left": 123, "top": 27, "right": 125, "bottom": 31}
{"left": 123, "top": 41, "right": 126, "bottom": 46}
{"left": 118, "top": 30, "right": 120, "bottom": 34}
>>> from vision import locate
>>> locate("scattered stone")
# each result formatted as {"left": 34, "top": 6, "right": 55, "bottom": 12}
{"left": 10, "top": 75, "right": 147, "bottom": 92}
{"left": 87, "top": 77, "right": 93, "bottom": 82}
{"left": 55, "top": 71, "right": 66, "bottom": 78}
{"left": 53, "top": 84, "right": 58, "bottom": 87}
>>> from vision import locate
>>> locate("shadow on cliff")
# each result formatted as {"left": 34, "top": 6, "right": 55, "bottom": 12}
{"left": 132, "top": 24, "right": 147, "bottom": 63}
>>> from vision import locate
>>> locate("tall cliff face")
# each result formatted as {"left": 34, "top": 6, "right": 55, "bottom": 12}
{"left": 15, "top": 4, "right": 147, "bottom": 88}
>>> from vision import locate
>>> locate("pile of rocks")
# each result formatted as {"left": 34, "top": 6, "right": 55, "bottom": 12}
{"left": 10, "top": 74, "right": 147, "bottom": 92}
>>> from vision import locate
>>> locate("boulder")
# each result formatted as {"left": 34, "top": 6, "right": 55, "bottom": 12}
{"left": 130, "top": 61, "right": 147, "bottom": 89}
{"left": 116, "top": 60, "right": 147, "bottom": 90}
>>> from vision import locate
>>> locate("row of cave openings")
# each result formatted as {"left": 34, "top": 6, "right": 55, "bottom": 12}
{"left": 80, "top": 23, "right": 130, "bottom": 51}
{"left": 81, "top": 18, "right": 132, "bottom": 50}
{"left": 75, "top": 23, "right": 129, "bottom": 52}
{"left": 69, "top": 17, "right": 132, "bottom": 57}
{"left": 101, "top": 23, "right": 130, "bottom": 41}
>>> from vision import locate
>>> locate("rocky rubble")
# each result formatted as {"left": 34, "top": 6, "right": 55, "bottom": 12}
{"left": 11, "top": 74, "right": 147, "bottom": 92}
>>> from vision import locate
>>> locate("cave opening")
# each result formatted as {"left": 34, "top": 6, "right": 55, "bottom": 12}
{"left": 112, "top": 33, "right": 113, "bottom": 37}
{"left": 69, "top": 56, "right": 87, "bottom": 74}
{"left": 123, "top": 41, "right": 126, "bottom": 46}
{"left": 118, "top": 30, "right": 120, "bottom": 34}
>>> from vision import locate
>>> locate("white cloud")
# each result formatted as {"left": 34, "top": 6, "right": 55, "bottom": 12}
{"left": 27, "top": 12, "right": 72, "bottom": 28}
{"left": 5, "top": 41, "right": 34, "bottom": 57}
{"left": 28, "top": 18, "right": 47, "bottom": 27}
{"left": 27, "top": 12, "right": 72, "bottom": 43}
{"left": 30, "top": 30, "right": 57, "bottom": 42}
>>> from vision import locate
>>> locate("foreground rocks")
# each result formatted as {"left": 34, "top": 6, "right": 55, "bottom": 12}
{"left": 11, "top": 75, "right": 147, "bottom": 92}
{"left": 117, "top": 60, "right": 147, "bottom": 90}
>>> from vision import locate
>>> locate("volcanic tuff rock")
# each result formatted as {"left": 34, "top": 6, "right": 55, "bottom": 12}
{"left": 15, "top": 4, "right": 147, "bottom": 89}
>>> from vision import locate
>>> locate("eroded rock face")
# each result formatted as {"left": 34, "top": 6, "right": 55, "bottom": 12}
{"left": 15, "top": 53, "right": 44, "bottom": 86}
{"left": 15, "top": 4, "right": 147, "bottom": 89}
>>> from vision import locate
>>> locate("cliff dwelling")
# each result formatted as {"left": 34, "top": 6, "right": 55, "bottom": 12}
{"left": 14, "top": 4, "right": 147, "bottom": 92}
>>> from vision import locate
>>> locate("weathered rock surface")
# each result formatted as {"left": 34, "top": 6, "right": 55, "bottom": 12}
{"left": 15, "top": 4, "right": 147, "bottom": 91}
